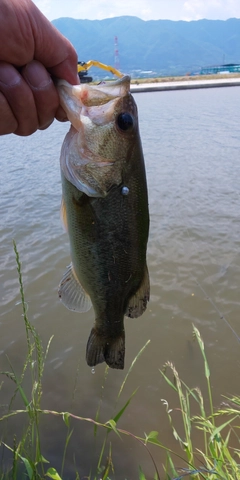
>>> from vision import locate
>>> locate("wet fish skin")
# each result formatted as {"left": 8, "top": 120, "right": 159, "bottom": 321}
{"left": 58, "top": 78, "right": 150, "bottom": 369}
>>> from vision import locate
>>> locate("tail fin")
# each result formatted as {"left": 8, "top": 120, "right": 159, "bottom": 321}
{"left": 86, "top": 328, "right": 125, "bottom": 370}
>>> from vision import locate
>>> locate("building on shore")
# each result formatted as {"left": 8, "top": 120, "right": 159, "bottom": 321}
{"left": 200, "top": 63, "right": 240, "bottom": 75}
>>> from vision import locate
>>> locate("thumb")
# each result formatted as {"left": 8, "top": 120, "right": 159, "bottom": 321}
{"left": 29, "top": 1, "right": 79, "bottom": 84}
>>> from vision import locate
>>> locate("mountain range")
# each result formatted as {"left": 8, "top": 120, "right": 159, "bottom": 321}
{"left": 52, "top": 16, "right": 240, "bottom": 77}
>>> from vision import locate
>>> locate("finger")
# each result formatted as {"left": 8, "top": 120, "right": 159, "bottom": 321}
{"left": 27, "top": 2, "right": 79, "bottom": 84}
{"left": 0, "top": 62, "right": 38, "bottom": 136}
{"left": 47, "top": 47, "right": 80, "bottom": 86}
{"left": 0, "top": 91, "right": 18, "bottom": 135}
{"left": 55, "top": 105, "right": 68, "bottom": 123}
{"left": 0, "top": 0, "right": 79, "bottom": 85}
{"left": 21, "top": 60, "right": 59, "bottom": 130}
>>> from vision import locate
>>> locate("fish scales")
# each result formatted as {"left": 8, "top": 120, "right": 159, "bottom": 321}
{"left": 58, "top": 76, "right": 150, "bottom": 369}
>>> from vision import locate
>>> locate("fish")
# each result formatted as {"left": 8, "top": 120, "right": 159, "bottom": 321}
{"left": 57, "top": 75, "right": 150, "bottom": 370}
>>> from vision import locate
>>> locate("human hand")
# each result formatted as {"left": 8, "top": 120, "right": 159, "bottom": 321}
{"left": 0, "top": 0, "right": 79, "bottom": 136}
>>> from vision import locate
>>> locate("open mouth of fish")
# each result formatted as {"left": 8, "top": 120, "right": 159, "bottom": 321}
{"left": 57, "top": 75, "right": 131, "bottom": 128}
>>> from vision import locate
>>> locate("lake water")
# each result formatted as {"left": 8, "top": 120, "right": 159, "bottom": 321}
{"left": 1, "top": 86, "right": 240, "bottom": 479}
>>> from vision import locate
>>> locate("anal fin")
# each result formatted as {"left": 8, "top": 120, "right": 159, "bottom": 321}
{"left": 58, "top": 263, "right": 92, "bottom": 313}
{"left": 125, "top": 264, "right": 150, "bottom": 318}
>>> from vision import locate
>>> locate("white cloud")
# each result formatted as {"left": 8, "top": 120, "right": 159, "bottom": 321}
{"left": 33, "top": 0, "right": 51, "bottom": 17}
{"left": 183, "top": 0, "right": 240, "bottom": 20}
{"left": 32, "top": 0, "right": 240, "bottom": 21}
{"left": 141, "top": 9, "right": 153, "bottom": 20}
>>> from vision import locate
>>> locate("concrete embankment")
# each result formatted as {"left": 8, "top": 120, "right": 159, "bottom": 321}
{"left": 130, "top": 77, "right": 240, "bottom": 93}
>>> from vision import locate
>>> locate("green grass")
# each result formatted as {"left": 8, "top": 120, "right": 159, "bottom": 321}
{"left": 159, "top": 327, "right": 240, "bottom": 479}
{"left": 0, "top": 242, "right": 240, "bottom": 479}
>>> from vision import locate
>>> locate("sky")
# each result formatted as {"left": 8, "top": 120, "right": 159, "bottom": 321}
{"left": 33, "top": 0, "right": 240, "bottom": 22}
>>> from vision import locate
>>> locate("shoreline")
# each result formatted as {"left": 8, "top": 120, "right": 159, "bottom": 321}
{"left": 130, "top": 74, "right": 240, "bottom": 93}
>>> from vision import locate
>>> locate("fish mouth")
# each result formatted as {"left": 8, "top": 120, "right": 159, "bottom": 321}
{"left": 57, "top": 75, "right": 131, "bottom": 129}
{"left": 58, "top": 75, "right": 131, "bottom": 106}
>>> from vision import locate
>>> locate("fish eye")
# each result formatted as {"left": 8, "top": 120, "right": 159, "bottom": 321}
{"left": 117, "top": 113, "right": 134, "bottom": 131}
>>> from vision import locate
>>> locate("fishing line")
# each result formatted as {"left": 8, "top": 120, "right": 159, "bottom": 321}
{"left": 195, "top": 278, "right": 240, "bottom": 343}
{"left": 185, "top": 226, "right": 240, "bottom": 344}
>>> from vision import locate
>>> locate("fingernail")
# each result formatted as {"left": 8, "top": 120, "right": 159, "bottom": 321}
{"left": 58, "top": 117, "right": 68, "bottom": 123}
{"left": 0, "top": 63, "right": 21, "bottom": 86}
{"left": 56, "top": 105, "right": 69, "bottom": 122}
{"left": 39, "top": 119, "right": 54, "bottom": 130}
{"left": 24, "top": 61, "right": 52, "bottom": 89}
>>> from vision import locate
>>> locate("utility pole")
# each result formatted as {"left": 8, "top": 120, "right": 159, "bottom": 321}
{"left": 114, "top": 36, "right": 120, "bottom": 70}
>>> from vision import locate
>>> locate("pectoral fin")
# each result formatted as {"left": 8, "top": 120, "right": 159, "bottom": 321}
{"left": 125, "top": 265, "right": 150, "bottom": 318}
{"left": 58, "top": 264, "right": 92, "bottom": 312}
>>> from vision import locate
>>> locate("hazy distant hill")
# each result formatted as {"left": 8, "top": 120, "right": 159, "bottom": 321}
{"left": 52, "top": 16, "right": 240, "bottom": 76}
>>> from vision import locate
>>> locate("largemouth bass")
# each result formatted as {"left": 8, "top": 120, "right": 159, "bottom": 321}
{"left": 57, "top": 76, "right": 149, "bottom": 369}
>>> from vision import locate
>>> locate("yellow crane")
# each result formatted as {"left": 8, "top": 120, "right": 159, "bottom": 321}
{"left": 77, "top": 60, "right": 123, "bottom": 83}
